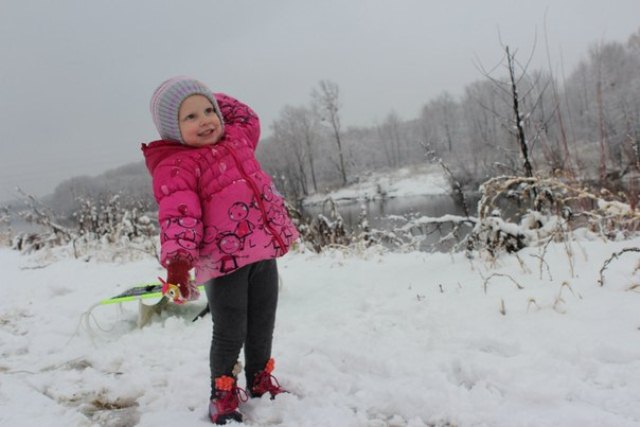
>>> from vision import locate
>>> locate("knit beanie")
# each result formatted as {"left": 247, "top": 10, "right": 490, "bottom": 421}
{"left": 150, "top": 76, "right": 224, "bottom": 143}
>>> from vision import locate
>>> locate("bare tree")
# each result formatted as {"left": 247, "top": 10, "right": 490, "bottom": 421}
{"left": 312, "top": 80, "right": 348, "bottom": 185}
{"left": 563, "top": 38, "right": 640, "bottom": 187}
{"left": 270, "top": 105, "right": 322, "bottom": 196}
{"left": 542, "top": 22, "right": 575, "bottom": 177}
{"left": 629, "top": 28, "right": 640, "bottom": 53}
{"left": 433, "top": 93, "right": 459, "bottom": 153}
{"left": 505, "top": 46, "right": 534, "bottom": 177}
{"left": 475, "top": 44, "right": 555, "bottom": 178}
{"left": 376, "top": 111, "right": 405, "bottom": 168}
{"left": 272, "top": 120, "right": 307, "bottom": 196}
{"left": 293, "top": 106, "right": 320, "bottom": 193}
{"left": 460, "top": 80, "right": 506, "bottom": 176}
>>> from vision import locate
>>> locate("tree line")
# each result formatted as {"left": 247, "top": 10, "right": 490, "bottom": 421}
{"left": 34, "top": 27, "right": 640, "bottom": 218}
{"left": 261, "top": 28, "right": 640, "bottom": 207}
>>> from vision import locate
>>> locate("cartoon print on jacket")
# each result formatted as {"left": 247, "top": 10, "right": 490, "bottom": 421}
{"left": 228, "top": 202, "right": 255, "bottom": 249}
{"left": 214, "top": 231, "right": 249, "bottom": 273}
{"left": 261, "top": 205, "right": 296, "bottom": 257}
{"left": 203, "top": 225, "right": 219, "bottom": 244}
{"left": 161, "top": 216, "right": 203, "bottom": 263}
{"left": 142, "top": 93, "right": 299, "bottom": 283}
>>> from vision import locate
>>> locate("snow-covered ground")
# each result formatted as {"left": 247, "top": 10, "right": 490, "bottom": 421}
{"left": 302, "top": 165, "right": 449, "bottom": 206}
{"left": 2, "top": 237, "right": 640, "bottom": 427}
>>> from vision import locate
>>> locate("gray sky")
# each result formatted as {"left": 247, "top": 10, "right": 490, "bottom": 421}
{"left": 1, "top": 0, "right": 639, "bottom": 202}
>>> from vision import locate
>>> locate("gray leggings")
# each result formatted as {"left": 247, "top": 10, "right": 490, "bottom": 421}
{"left": 204, "top": 259, "right": 279, "bottom": 392}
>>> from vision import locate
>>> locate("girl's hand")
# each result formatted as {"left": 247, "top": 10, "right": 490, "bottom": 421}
{"left": 159, "top": 278, "right": 200, "bottom": 304}
{"left": 162, "top": 257, "right": 199, "bottom": 304}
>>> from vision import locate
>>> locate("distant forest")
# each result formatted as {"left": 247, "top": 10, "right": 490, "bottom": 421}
{"left": 45, "top": 28, "right": 640, "bottom": 217}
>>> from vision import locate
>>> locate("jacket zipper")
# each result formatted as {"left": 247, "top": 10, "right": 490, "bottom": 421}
{"left": 221, "top": 145, "right": 287, "bottom": 252}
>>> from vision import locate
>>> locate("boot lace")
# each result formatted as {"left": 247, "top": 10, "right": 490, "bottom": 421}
{"left": 212, "top": 377, "right": 248, "bottom": 414}
{"left": 253, "top": 370, "right": 284, "bottom": 396}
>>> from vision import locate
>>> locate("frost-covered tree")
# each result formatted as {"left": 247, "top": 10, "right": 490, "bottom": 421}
{"left": 563, "top": 38, "right": 640, "bottom": 184}
{"left": 421, "top": 92, "right": 462, "bottom": 154}
{"left": 270, "top": 105, "right": 321, "bottom": 196}
{"left": 312, "top": 80, "right": 349, "bottom": 185}
{"left": 460, "top": 80, "right": 505, "bottom": 175}
{"left": 376, "top": 110, "right": 408, "bottom": 168}
{"left": 49, "top": 161, "right": 154, "bottom": 218}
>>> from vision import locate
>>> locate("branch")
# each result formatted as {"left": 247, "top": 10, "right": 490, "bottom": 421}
{"left": 598, "top": 247, "right": 640, "bottom": 287}
{"left": 481, "top": 272, "right": 525, "bottom": 294}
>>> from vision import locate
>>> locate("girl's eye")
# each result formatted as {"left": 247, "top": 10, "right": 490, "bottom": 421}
{"left": 183, "top": 114, "right": 195, "bottom": 121}
{"left": 206, "top": 108, "right": 215, "bottom": 114}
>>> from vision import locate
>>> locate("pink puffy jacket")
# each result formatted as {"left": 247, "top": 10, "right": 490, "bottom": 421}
{"left": 142, "top": 93, "right": 299, "bottom": 283}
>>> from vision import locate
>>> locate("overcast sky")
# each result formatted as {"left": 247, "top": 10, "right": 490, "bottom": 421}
{"left": 1, "top": 0, "right": 639, "bottom": 202}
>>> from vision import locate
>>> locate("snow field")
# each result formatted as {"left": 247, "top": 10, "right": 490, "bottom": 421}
{"left": 1, "top": 238, "right": 640, "bottom": 426}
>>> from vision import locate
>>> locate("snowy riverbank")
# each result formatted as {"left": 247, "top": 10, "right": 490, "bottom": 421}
{"left": 1, "top": 237, "right": 640, "bottom": 426}
{"left": 302, "top": 165, "right": 449, "bottom": 206}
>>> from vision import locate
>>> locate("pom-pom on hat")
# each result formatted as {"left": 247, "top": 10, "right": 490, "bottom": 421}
{"left": 150, "top": 76, "right": 224, "bottom": 143}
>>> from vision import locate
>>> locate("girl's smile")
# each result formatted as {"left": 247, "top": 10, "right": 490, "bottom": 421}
{"left": 178, "top": 94, "right": 224, "bottom": 147}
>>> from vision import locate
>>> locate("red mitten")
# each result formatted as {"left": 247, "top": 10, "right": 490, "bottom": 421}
{"left": 161, "top": 258, "right": 199, "bottom": 304}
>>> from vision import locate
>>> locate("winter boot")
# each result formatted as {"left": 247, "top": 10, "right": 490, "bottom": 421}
{"left": 250, "top": 358, "right": 286, "bottom": 399}
{"left": 209, "top": 375, "right": 247, "bottom": 425}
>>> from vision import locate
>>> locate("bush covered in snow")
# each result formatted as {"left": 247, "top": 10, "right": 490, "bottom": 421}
{"left": 295, "top": 175, "right": 640, "bottom": 258}
{"left": 466, "top": 176, "right": 640, "bottom": 258}
{"left": 7, "top": 174, "right": 640, "bottom": 264}
{"left": 0, "top": 205, "right": 12, "bottom": 247}
{"left": 9, "top": 192, "right": 158, "bottom": 263}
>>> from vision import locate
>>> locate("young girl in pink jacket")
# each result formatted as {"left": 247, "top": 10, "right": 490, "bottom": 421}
{"left": 143, "top": 76, "right": 298, "bottom": 424}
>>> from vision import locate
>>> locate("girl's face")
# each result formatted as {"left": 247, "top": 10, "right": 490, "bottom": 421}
{"left": 178, "top": 95, "right": 223, "bottom": 147}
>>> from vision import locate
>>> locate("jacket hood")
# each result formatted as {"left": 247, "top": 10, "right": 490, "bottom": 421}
{"left": 141, "top": 140, "right": 194, "bottom": 173}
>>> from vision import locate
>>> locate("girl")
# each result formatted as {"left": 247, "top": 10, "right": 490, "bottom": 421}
{"left": 142, "top": 76, "right": 299, "bottom": 424}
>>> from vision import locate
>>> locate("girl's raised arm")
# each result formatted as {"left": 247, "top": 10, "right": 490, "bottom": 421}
{"left": 215, "top": 93, "right": 261, "bottom": 150}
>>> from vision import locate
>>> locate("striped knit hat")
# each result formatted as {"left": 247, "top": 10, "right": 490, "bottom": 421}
{"left": 150, "top": 76, "right": 224, "bottom": 143}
